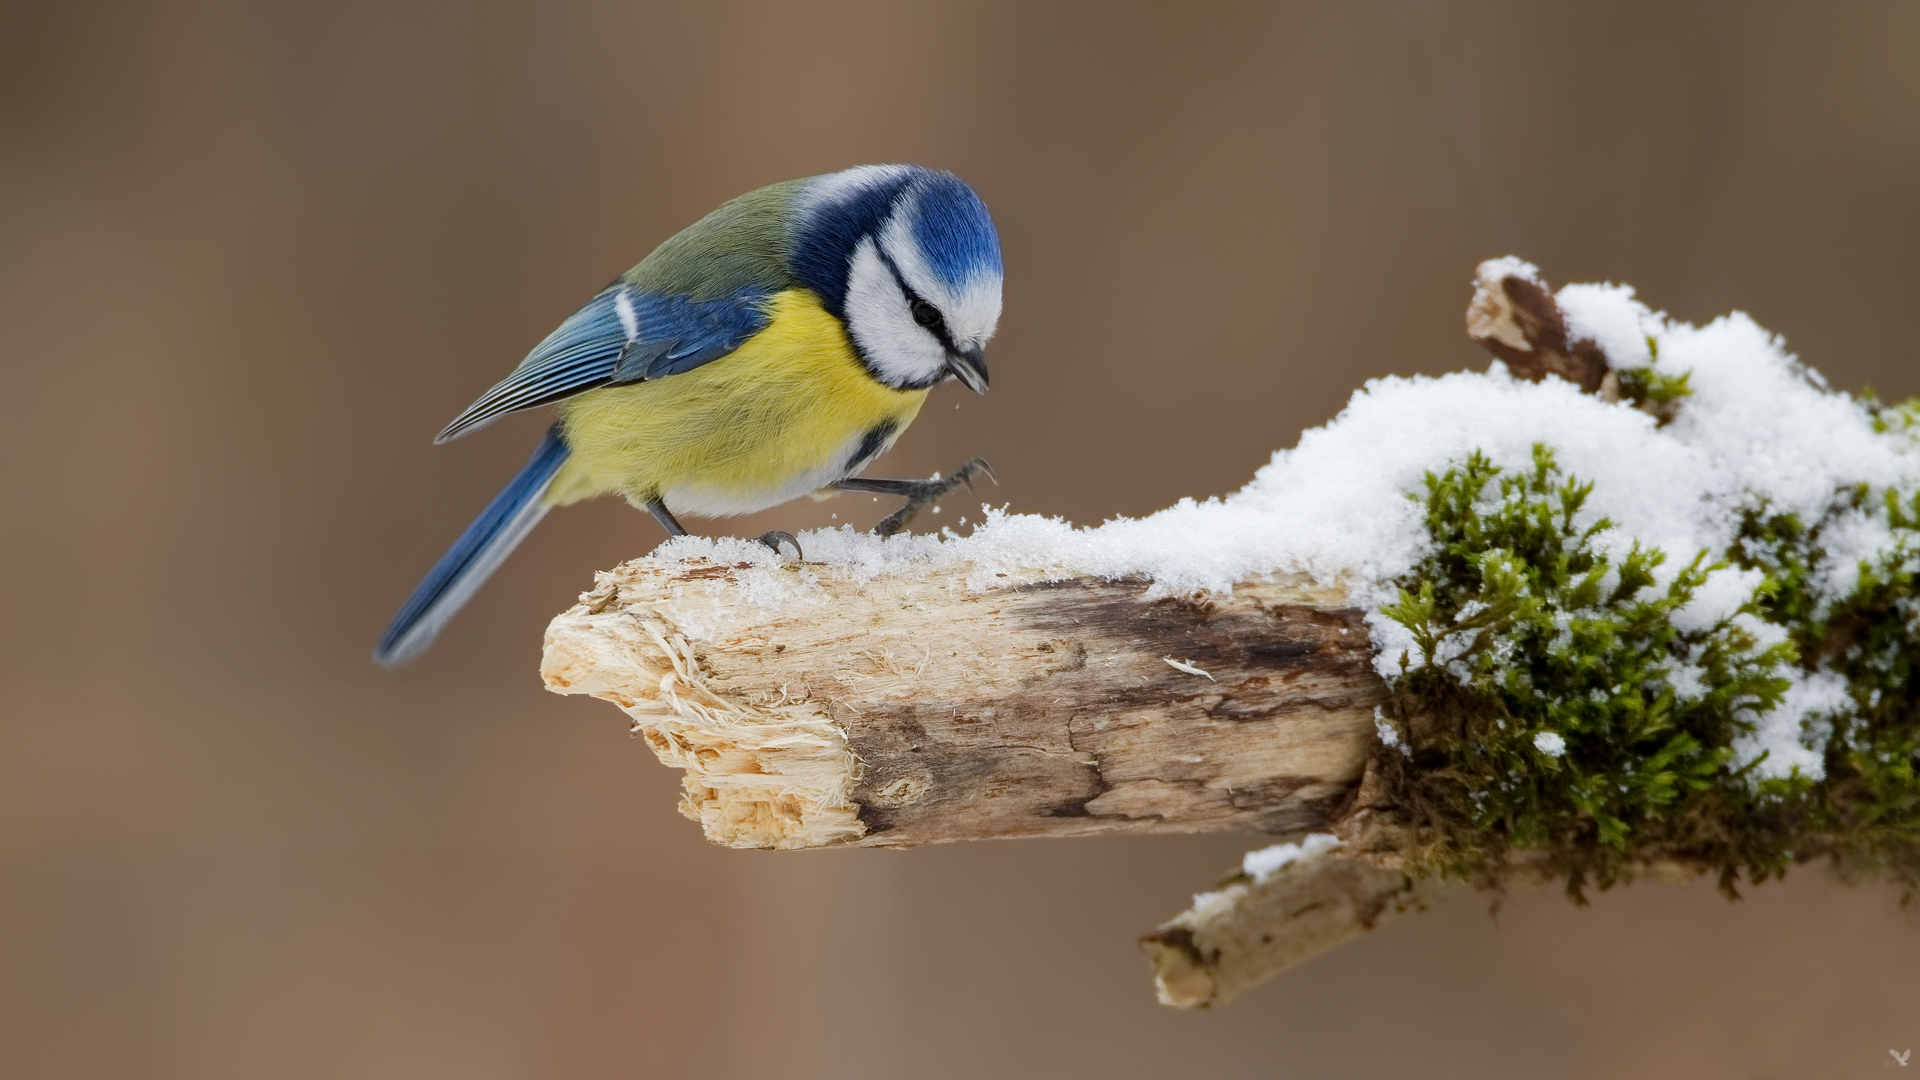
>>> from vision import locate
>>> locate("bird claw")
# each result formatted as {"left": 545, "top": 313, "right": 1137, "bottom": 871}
{"left": 756, "top": 530, "right": 803, "bottom": 562}
{"left": 956, "top": 456, "right": 996, "bottom": 491}
{"left": 873, "top": 458, "right": 995, "bottom": 538}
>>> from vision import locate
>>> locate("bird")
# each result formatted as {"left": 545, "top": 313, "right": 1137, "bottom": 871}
{"left": 373, "top": 164, "right": 1003, "bottom": 668}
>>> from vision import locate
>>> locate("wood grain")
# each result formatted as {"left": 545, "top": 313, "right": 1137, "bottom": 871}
{"left": 542, "top": 557, "right": 1387, "bottom": 849}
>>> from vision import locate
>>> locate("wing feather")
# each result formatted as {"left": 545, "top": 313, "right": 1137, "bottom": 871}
{"left": 435, "top": 283, "right": 772, "bottom": 444}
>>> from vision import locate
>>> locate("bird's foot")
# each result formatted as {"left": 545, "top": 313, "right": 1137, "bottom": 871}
{"left": 756, "top": 530, "right": 803, "bottom": 561}
{"left": 870, "top": 457, "right": 995, "bottom": 537}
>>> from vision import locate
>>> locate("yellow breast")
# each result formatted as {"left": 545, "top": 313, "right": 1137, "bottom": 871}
{"left": 545, "top": 289, "right": 928, "bottom": 516}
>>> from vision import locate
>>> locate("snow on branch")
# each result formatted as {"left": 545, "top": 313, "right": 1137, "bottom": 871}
{"left": 543, "top": 259, "right": 1920, "bottom": 1006}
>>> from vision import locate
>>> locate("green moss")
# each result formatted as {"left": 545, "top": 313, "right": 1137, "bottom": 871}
{"left": 1614, "top": 367, "right": 1692, "bottom": 408}
{"left": 1609, "top": 347, "right": 1692, "bottom": 424}
{"left": 1378, "top": 444, "right": 1920, "bottom": 901}
{"left": 1729, "top": 488, "right": 1920, "bottom": 887}
{"left": 1866, "top": 393, "right": 1920, "bottom": 438}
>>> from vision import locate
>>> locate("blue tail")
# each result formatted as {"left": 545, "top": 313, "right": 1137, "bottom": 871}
{"left": 374, "top": 424, "right": 571, "bottom": 668}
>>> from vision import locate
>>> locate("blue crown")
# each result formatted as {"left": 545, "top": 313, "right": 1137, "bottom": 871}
{"left": 789, "top": 165, "right": 1002, "bottom": 318}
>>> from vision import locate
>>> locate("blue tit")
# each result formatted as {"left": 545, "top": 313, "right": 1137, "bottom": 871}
{"left": 374, "top": 164, "right": 1003, "bottom": 668}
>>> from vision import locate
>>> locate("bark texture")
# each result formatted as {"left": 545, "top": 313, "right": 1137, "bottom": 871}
{"left": 541, "top": 557, "right": 1382, "bottom": 845}
{"left": 543, "top": 562, "right": 1386, "bottom": 849}
{"left": 1465, "top": 258, "right": 1611, "bottom": 393}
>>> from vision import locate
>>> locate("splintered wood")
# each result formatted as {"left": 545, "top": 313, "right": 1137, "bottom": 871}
{"left": 542, "top": 561, "right": 1385, "bottom": 850}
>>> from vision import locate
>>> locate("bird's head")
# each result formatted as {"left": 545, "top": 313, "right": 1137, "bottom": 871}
{"left": 790, "top": 165, "right": 1002, "bottom": 393}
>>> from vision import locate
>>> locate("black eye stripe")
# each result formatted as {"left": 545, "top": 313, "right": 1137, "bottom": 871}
{"left": 875, "top": 247, "right": 959, "bottom": 351}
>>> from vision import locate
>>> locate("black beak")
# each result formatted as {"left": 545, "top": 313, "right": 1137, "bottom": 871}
{"left": 946, "top": 346, "right": 989, "bottom": 394}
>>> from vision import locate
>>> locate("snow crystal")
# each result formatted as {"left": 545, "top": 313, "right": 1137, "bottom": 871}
{"left": 1808, "top": 507, "right": 1898, "bottom": 609}
{"left": 1670, "top": 566, "right": 1767, "bottom": 634}
{"left": 1558, "top": 283, "right": 1656, "bottom": 369}
{"left": 1477, "top": 255, "right": 1544, "bottom": 286}
{"left": 1241, "top": 833, "right": 1342, "bottom": 884}
{"left": 1374, "top": 705, "right": 1408, "bottom": 756}
{"left": 1129, "top": 835, "right": 1348, "bottom": 918}
{"left": 1662, "top": 660, "right": 1711, "bottom": 704}
{"left": 1184, "top": 886, "right": 1239, "bottom": 922}
{"left": 1735, "top": 669, "right": 1850, "bottom": 782}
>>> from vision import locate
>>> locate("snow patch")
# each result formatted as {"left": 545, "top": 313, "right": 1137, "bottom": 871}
{"left": 1374, "top": 706, "right": 1408, "bottom": 756}
{"left": 1736, "top": 669, "right": 1850, "bottom": 782}
{"left": 1241, "top": 833, "right": 1343, "bottom": 884}
{"left": 1558, "top": 282, "right": 1656, "bottom": 368}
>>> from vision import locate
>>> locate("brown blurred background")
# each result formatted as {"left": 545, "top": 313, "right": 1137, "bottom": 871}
{"left": 4, "top": 1, "right": 1919, "bottom": 1077}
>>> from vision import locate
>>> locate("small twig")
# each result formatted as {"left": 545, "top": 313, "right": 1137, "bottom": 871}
{"left": 1141, "top": 845, "right": 1462, "bottom": 1008}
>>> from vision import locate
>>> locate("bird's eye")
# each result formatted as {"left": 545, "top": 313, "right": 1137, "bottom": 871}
{"left": 910, "top": 298, "right": 944, "bottom": 328}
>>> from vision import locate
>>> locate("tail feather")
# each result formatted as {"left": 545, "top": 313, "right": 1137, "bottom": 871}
{"left": 374, "top": 424, "right": 570, "bottom": 668}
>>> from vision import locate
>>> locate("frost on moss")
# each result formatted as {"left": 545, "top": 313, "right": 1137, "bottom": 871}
{"left": 1378, "top": 443, "right": 1920, "bottom": 901}
{"left": 1729, "top": 478, "right": 1920, "bottom": 889}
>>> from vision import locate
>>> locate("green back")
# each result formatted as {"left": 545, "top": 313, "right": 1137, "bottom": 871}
{"left": 623, "top": 179, "right": 806, "bottom": 302}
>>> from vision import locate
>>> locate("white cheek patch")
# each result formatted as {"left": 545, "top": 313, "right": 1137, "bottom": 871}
{"left": 878, "top": 207, "right": 1003, "bottom": 349}
{"left": 843, "top": 238, "right": 949, "bottom": 387}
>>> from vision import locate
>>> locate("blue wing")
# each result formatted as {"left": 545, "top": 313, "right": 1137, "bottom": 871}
{"left": 435, "top": 283, "right": 773, "bottom": 444}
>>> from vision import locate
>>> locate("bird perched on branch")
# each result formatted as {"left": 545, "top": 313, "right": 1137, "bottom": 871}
{"left": 374, "top": 164, "right": 1003, "bottom": 668}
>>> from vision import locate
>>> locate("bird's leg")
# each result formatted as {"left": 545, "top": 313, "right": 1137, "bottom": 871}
{"left": 644, "top": 498, "right": 687, "bottom": 537}
{"left": 835, "top": 457, "right": 995, "bottom": 537}
{"left": 647, "top": 497, "right": 799, "bottom": 560}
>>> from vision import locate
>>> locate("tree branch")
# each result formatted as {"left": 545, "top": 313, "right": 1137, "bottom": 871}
{"left": 543, "top": 568, "right": 1383, "bottom": 849}
{"left": 1140, "top": 842, "right": 1463, "bottom": 1008}
{"left": 538, "top": 258, "right": 1800, "bottom": 1007}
